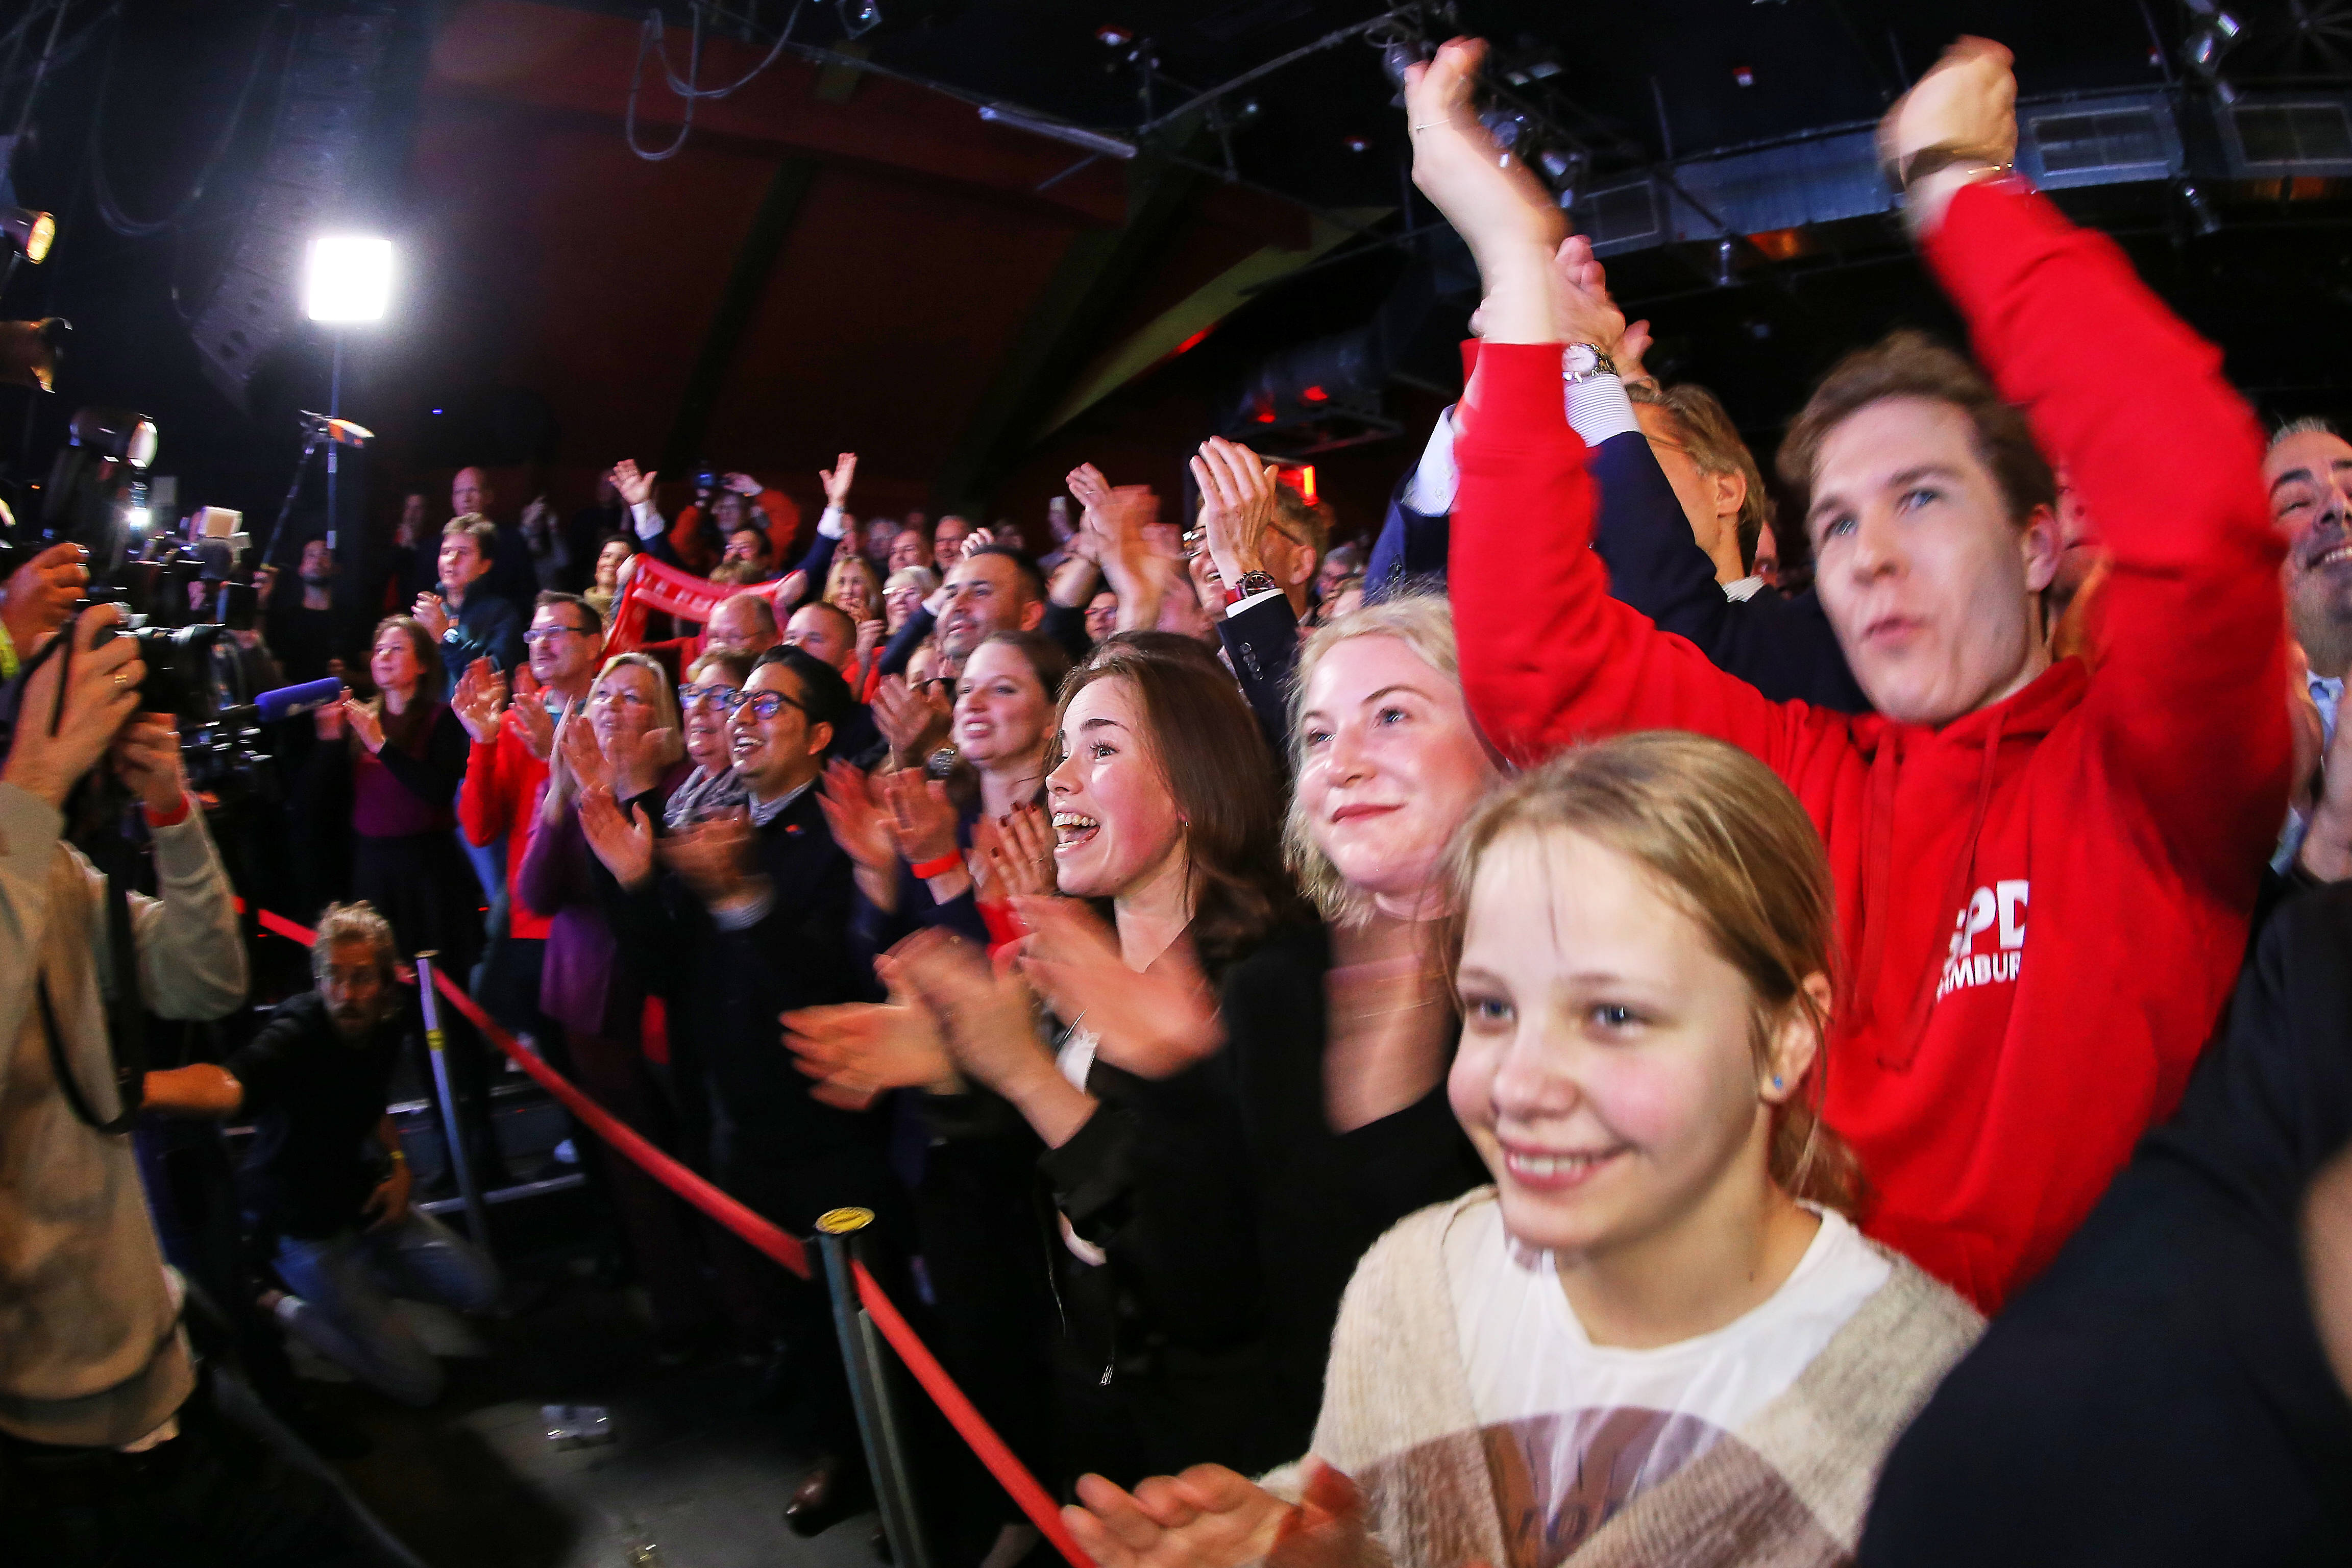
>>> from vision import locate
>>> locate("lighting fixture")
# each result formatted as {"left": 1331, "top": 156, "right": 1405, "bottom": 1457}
{"left": 0, "top": 316, "right": 69, "bottom": 392}
{"left": 304, "top": 235, "right": 394, "bottom": 323}
{"left": 69, "top": 406, "right": 159, "bottom": 469}
{"left": 1, "top": 207, "right": 55, "bottom": 263}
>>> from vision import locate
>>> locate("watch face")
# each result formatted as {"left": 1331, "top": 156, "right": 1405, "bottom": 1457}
{"left": 926, "top": 746, "right": 960, "bottom": 780}
{"left": 1563, "top": 343, "right": 1600, "bottom": 377}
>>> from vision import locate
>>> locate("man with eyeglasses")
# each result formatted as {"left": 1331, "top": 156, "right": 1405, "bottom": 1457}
{"left": 454, "top": 591, "right": 605, "bottom": 1064}
{"left": 586, "top": 644, "right": 902, "bottom": 1534}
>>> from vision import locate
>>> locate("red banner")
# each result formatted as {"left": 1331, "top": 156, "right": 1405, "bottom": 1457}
{"left": 606, "top": 555, "right": 803, "bottom": 654}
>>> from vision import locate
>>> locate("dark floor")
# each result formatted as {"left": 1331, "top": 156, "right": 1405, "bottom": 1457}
{"left": 307, "top": 1236, "right": 882, "bottom": 1568}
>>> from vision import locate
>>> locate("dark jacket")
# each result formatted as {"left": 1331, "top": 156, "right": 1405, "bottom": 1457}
{"left": 437, "top": 585, "right": 525, "bottom": 689}
{"left": 1369, "top": 426, "right": 1871, "bottom": 713}
{"left": 227, "top": 991, "right": 408, "bottom": 1239}
{"left": 1858, "top": 880, "right": 2352, "bottom": 1567}
{"left": 605, "top": 785, "right": 887, "bottom": 1195}
{"left": 1217, "top": 595, "right": 1301, "bottom": 761}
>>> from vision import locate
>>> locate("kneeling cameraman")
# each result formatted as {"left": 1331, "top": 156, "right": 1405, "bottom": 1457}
{"left": 0, "top": 607, "right": 375, "bottom": 1564}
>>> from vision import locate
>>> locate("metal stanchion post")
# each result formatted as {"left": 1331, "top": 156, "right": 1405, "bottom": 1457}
{"left": 413, "top": 952, "right": 493, "bottom": 1253}
{"left": 817, "top": 1207, "right": 933, "bottom": 1568}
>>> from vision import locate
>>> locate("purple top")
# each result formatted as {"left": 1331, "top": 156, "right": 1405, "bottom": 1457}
{"left": 518, "top": 763, "right": 688, "bottom": 1039}
{"left": 351, "top": 700, "right": 463, "bottom": 839}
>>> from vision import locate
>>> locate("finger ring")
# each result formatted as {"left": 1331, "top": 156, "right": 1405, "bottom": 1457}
{"left": 111, "top": 672, "right": 129, "bottom": 690}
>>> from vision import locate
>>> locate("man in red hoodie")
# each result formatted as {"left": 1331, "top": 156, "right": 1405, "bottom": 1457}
{"left": 1417, "top": 37, "right": 2290, "bottom": 1308}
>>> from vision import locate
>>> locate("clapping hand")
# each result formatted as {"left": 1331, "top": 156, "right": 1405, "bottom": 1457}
{"left": 342, "top": 697, "right": 386, "bottom": 754}
{"left": 783, "top": 950, "right": 961, "bottom": 1109}
{"left": 884, "top": 928, "right": 1054, "bottom": 1099}
{"left": 974, "top": 804, "right": 1058, "bottom": 899}
{"left": 579, "top": 783, "right": 656, "bottom": 891}
{"left": 411, "top": 591, "right": 451, "bottom": 641}
{"left": 660, "top": 808, "right": 755, "bottom": 910}
{"left": 1009, "top": 895, "right": 1224, "bottom": 1076}
{"left": 555, "top": 706, "right": 610, "bottom": 799}
{"left": 872, "top": 674, "right": 951, "bottom": 769}
{"left": 505, "top": 666, "right": 556, "bottom": 760}
{"left": 818, "top": 758, "right": 899, "bottom": 877}
{"left": 1190, "top": 437, "right": 1279, "bottom": 590}
{"left": 452, "top": 657, "right": 509, "bottom": 744}
{"left": 1064, "top": 1459, "right": 1370, "bottom": 1568}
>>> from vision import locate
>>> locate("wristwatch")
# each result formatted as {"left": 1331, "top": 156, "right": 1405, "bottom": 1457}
{"left": 1562, "top": 342, "right": 1618, "bottom": 383}
{"left": 1235, "top": 569, "right": 1279, "bottom": 600}
{"left": 924, "top": 746, "right": 960, "bottom": 781}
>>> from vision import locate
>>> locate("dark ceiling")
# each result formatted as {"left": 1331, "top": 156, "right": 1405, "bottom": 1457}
{"left": 7, "top": 0, "right": 2352, "bottom": 549}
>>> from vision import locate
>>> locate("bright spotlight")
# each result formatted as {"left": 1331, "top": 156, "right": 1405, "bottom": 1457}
{"left": 305, "top": 235, "right": 393, "bottom": 323}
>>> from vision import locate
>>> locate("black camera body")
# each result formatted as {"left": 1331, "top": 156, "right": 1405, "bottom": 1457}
{"left": 1, "top": 408, "right": 269, "bottom": 802}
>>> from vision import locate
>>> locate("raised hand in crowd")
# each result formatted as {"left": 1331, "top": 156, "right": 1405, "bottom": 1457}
{"left": 820, "top": 452, "right": 857, "bottom": 509}
{"left": 782, "top": 952, "right": 960, "bottom": 1109}
{"left": 579, "top": 781, "right": 656, "bottom": 891}
{"left": 0, "top": 607, "right": 140, "bottom": 807}
{"left": 609, "top": 458, "right": 657, "bottom": 510}
{"left": 411, "top": 590, "right": 451, "bottom": 641}
{"left": 1009, "top": 894, "right": 1223, "bottom": 1078}
{"left": 1065, "top": 1458, "right": 1371, "bottom": 1568}
{"left": 872, "top": 672, "right": 952, "bottom": 772}
{"left": 1403, "top": 37, "right": 1566, "bottom": 345}
{"left": 2, "top": 540, "right": 89, "bottom": 661}
{"left": 452, "top": 656, "right": 509, "bottom": 744}
{"left": 659, "top": 808, "right": 756, "bottom": 912}
{"left": 854, "top": 617, "right": 886, "bottom": 669}
{"left": 1546, "top": 234, "right": 1631, "bottom": 365}
{"left": 721, "top": 471, "right": 763, "bottom": 498}
{"left": 505, "top": 665, "right": 557, "bottom": 761}
{"left": 1191, "top": 436, "right": 1281, "bottom": 592}
{"left": 974, "top": 803, "right": 1057, "bottom": 900}
{"left": 1879, "top": 35, "right": 2018, "bottom": 237}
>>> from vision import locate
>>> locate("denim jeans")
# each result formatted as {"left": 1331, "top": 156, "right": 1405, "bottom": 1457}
{"left": 271, "top": 1209, "right": 500, "bottom": 1407}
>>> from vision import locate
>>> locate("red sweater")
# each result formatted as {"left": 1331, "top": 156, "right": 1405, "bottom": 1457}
{"left": 669, "top": 487, "right": 802, "bottom": 576}
{"left": 459, "top": 721, "right": 553, "bottom": 941}
{"left": 1450, "top": 181, "right": 2290, "bottom": 1311}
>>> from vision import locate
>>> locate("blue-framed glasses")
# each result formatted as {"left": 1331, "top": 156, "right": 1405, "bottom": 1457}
{"left": 679, "top": 682, "right": 743, "bottom": 710}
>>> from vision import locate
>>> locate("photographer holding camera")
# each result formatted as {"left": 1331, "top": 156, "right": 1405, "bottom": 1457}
{"left": 0, "top": 608, "right": 372, "bottom": 1561}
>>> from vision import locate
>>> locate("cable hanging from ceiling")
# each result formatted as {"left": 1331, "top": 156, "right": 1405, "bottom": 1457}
{"left": 625, "top": 0, "right": 806, "bottom": 162}
{"left": 86, "top": 1, "right": 289, "bottom": 240}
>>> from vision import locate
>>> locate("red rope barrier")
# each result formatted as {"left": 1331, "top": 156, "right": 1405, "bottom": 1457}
{"left": 251, "top": 907, "right": 1091, "bottom": 1564}
{"left": 852, "top": 1259, "right": 1094, "bottom": 1567}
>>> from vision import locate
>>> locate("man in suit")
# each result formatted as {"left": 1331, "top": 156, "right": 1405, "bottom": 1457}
{"left": 583, "top": 644, "right": 902, "bottom": 1534}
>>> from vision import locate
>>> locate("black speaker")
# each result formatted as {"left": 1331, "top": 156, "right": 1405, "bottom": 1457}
{"left": 186, "top": 6, "right": 394, "bottom": 411}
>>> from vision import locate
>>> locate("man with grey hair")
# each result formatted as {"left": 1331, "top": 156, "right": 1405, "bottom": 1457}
{"left": 2262, "top": 418, "right": 2352, "bottom": 879}
{"left": 145, "top": 901, "right": 499, "bottom": 1407}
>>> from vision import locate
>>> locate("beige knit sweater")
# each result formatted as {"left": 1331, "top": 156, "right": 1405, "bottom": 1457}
{"left": 1266, "top": 1189, "right": 1983, "bottom": 1568}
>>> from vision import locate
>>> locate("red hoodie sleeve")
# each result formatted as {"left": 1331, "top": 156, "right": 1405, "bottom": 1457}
{"left": 457, "top": 732, "right": 507, "bottom": 848}
{"left": 1925, "top": 181, "right": 2289, "bottom": 903}
{"left": 1450, "top": 342, "right": 1814, "bottom": 769}
{"left": 669, "top": 505, "right": 713, "bottom": 574}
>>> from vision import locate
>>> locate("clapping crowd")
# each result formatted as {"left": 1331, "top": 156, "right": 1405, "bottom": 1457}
{"left": 20, "top": 31, "right": 2352, "bottom": 1568}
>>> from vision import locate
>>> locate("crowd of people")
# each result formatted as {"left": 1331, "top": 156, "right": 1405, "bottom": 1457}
{"left": 5, "top": 31, "right": 2352, "bottom": 1568}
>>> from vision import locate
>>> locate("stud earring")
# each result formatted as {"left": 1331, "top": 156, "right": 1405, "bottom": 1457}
{"left": 1771, "top": 1075, "right": 1783, "bottom": 1089}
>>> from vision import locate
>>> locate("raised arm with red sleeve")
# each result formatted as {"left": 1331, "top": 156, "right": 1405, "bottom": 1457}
{"left": 1924, "top": 180, "right": 2290, "bottom": 906}
{"left": 1448, "top": 341, "right": 1826, "bottom": 772}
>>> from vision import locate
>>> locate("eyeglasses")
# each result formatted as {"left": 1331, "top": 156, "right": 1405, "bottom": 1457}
{"left": 912, "top": 677, "right": 953, "bottom": 701}
{"left": 734, "top": 690, "right": 808, "bottom": 723}
{"left": 679, "top": 682, "right": 742, "bottom": 710}
{"left": 523, "top": 625, "right": 585, "bottom": 645}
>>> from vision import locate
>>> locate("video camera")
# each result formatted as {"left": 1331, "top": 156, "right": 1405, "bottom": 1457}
{"left": 1, "top": 407, "right": 277, "bottom": 800}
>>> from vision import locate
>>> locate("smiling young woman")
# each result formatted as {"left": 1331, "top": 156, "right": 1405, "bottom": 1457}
{"left": 1067, "top": 732, "right": 1980, "bottom": 1568}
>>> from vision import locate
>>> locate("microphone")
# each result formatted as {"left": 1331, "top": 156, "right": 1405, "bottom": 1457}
{"left": 251, "top": 676, "right": 344, "bottom": 724}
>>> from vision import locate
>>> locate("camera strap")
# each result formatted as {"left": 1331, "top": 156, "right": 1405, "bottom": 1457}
{"left": 36, "top": 839, "right": 152, "bottom": 1138}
